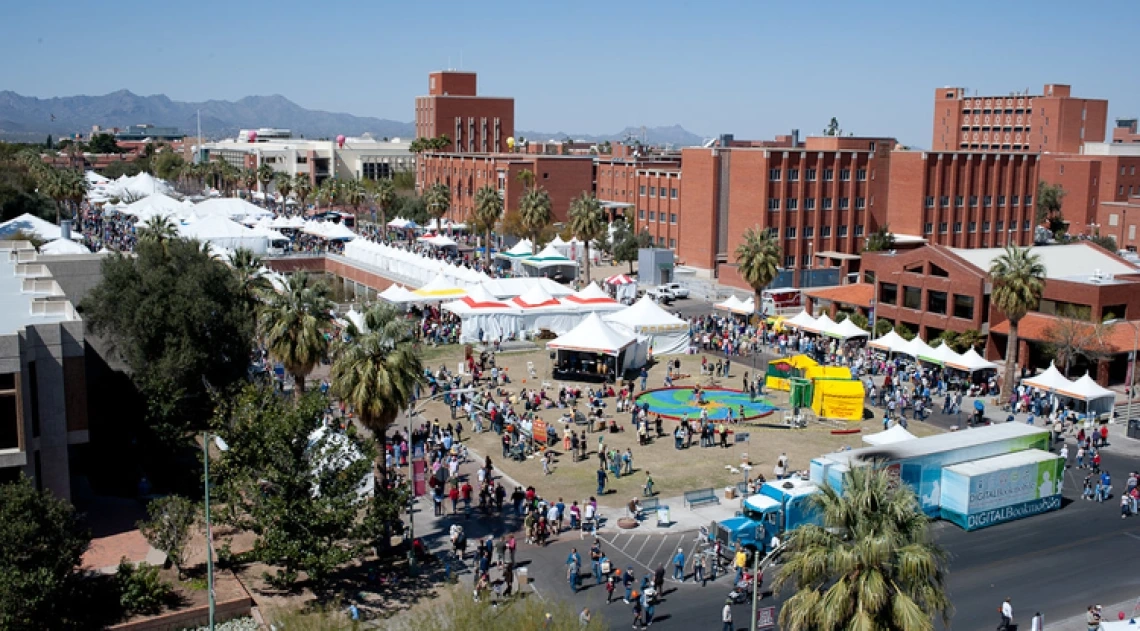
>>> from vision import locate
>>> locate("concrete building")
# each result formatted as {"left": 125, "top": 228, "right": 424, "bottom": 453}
{"left": 414, "top": 71, "right": 514, "bottom": 153}
{"left": 932, "top": 84, "right": 1107, "bottom": 153}
{"left": 0, "top": 241, "right": 87, "bottom": 499}
{"left": 200, "top": 132, "right": 414, "bottom": 188}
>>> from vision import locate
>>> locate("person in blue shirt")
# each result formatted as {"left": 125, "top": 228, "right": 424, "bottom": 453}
{"left": 672, "top": 548, "right": 686, "bottom": 581}
{"left": 567, "top": 548, "right": 581, "bottom": 593}
{"left": 639, "top": 367, "right": 648, "bottom": 391}
{"left": 623, "top": 567, "right": 636, "bottom": 603}
{"left": 1098, "top": 471, "right": 1112, "bottom": 502}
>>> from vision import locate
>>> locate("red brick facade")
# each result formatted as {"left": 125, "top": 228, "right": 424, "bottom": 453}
{"left": 415, "top": 71, "right": 514, "bottom": 153}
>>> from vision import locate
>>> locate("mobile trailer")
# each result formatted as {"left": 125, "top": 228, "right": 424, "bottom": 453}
{"left": 939, "top": 449, "right": 1065, "bottom": 531}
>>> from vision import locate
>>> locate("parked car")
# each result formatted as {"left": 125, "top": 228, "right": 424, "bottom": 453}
{"left": 662, "top": 282, "right": 689, "bottom": 298}
{"left": 646, "top": 286, "right": 676, "bottom": 304}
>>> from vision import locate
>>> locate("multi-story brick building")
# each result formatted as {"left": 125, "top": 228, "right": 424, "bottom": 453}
{"left": 1112, "top": 118, "right": 1140, "bottom": 144}
{"left": 1038, "top": 143, "right": 1140, "bottom": 242}
{"left": 932, "top": 84, "right": 1107, "bottom": 153}
{"left": 414, "top": 71, "right": 514, "bottom": 153}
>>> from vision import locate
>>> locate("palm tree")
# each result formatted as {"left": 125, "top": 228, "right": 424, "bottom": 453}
{"left": 241, "top": 167, "right": 257, "bottom": 199}
{"left": 37, "top": 168, "right": 66, "bottom": 223}
{"left": 316, "top": 179, "right": 340, "bottom": 212}
{"left": 259, "top": 272, "right": 333, "bottom": 398}
{"left": 733, "top": 227, "right": 782, "bottom": 314}
{"left": 256, "top": 163, "right": 275, "bottom": 199}
{"left": 61, "top": 168, "right": 87, "bottom": 220}
{"left": 330, "top": 303, "right": 423, "bottom": 467}
{"left": 375, "top": 178, "right": 396, "bottom": 228}
{"left": 292, "top": 174, "right": 312, "bottom": 212}
{"left": 472, "top": 185, "right": 503, "bottom": 261}
{"left": 229, "top": 247, "right": 272, "bottom": 306}
{"left": 567, "top": 192, "right": 605, "bottom": 282}
{"left": 137, "top": 215, "right": 180, "bottom": 243}
{"left": 274, "top": 172, "right": 293, "bottom": 210}
{"left": 989, "top": 245, "right": 1046, "bottom": 395}
{"left": 424, "top": 182, "right": 451, "bottom": 225}
{"left": 516, "top": 169, "right": 536, "bottom": 192}
{"left": 409, "top": 138, "right": 426, "bottom": 155}
{"left": 342, "top": 179, "right": 366, "bottom": 218}
{"left": 775, "top": 466, "right": 953, "bottom": 631}
{"left": 518, "top": 187, "right": 552, "bottom": 247}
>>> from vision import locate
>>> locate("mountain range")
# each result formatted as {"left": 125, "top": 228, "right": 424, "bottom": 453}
{"left": 0, "top": 90, "right": 706, "bottom": 147}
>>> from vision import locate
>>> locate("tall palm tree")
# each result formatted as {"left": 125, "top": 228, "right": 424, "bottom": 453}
{"left": 241, "top": 167, "right": 257, "bottom": 199}
{"left": 316, "top": 179, "right": 340, "bottom": 212}
{"left": 989, "top": 245, "right": 1046, "bottom": 395}
{"left": 734, "top": 227, "right": 782, "bottom": 315}
{"left": 472, "top": 185, "right": 503, "bottom": 261}
{"left": 330, "top": 303, "right": 423, "bottom": 468}
{"left": 273, "top": 172, "right": 293, "bottom": 210}
{"left": 259, "top": 272, "right": 333, "bottom": 398}
{"left": 137, "top": 215, "right": 180, "bottom": 243}
{"left": 424, "top": 182, "right": 451, "bottom": 225}
{"left": 61, "top": 168, "right": 87, "bottom": 220}
{"left": 775, "top": 466, "right": 953, "bottom": 631}
{"left": 342, "top": 179, "right": 366, "bottom": 217}
{"left": 292, "top": 174, "right": 312, "bottom": 213}
{"left": 518, "top": 187, "right": 552, "bottom": 247}
{"left": 516, "top": 169, "right": 535, "bottom": 192}
{"left": 256, "top": 163, "right": 275, "bottom": 198}
{"left": 375, "top": 178, "right": 396, "bottom": 228}
{"left": 37, "top": 168, "right": 66, "bottom": 223}
{"left": 229, "top": 247, "right": 272, "bottom": 307}
{"left": 567, "top": 192, "right": 605, "bottom": 283}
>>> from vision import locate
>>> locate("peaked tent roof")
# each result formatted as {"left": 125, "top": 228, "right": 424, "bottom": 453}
{"left": 458, "top": 284, "right": 513, "bottom": 309}
{"left": 378, "top": 284, "right": 419, "bottom": 303}
{"left": 868, "top": 330, "right": 908, "bottom": 353}
{"left": 345, "top": 308, "right": 366, "bottom": 332}
{"left": 1070, "top": 373, "right": 1116, "bottom": 401}
{"left": 862, "top": 424, "right": 918, "bottom": 446}
{"left": 605, "top": 296, "right": 688, "bottom": 330}
{"left": 412, "top": 274, "right": 468, "bottom": 299}
{"left": 945, "top": 348, "right": 998, "bottom": 372}
{"left": 502, "top": 239, "right": 534, "bottom": 257}
{"left": 824, "top": 317, "right": 869, "bottom": 339}
{"left": 120, "top": 193, "right": 191, "bottom": 220}
{"left": 194, "top": 197, "right": 272, "bottom": 221}
{"left": 39, "top": 238, "right": 90, "bottom": 255}
{"left": 523, "top": 244, "right": 574, "bottom": 267}
{"left": 565, "top": 282, "right": 618, "bottom": 305}
{"left": 180, "top": 215, "right": 258, "bottom": 239}
{"left": 547, "top": 312, "right": 638, "bottom": 355}
{"left": 0, "top": 213, "right": 84, "bottom": 241}
{"left": 901, "top": 336, "right": 936, "bottom": 360}
{"left": 784, "top": 310, "right": 818, "bottom": 329}
{"left": 604, "top": 273, "right": 635, "bottom": 285}
{"left": 511, "top": 284, "right": 562, "bottom": 308}
{"left": 714, "top": 295, "right": 744, "bottom": 312}
{"left": 918, "top": 340, "right": 962, "bottom": 365}
{"left": 1022, "top": 362, "right": 1078, "bottom": 396}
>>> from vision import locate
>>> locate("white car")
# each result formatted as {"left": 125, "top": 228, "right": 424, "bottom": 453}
{"left": 662, "top": 282, "right": 689, "bottom": 299}
{"left": 647, "top": 286, "right": 676, "bottom": 303}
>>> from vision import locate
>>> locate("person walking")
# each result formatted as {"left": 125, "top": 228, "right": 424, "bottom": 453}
{"left": 567, "top": 548, "right": 581, "bottom": 594}
{"left": 999, "top": 596, "right": 1013, "bottom": 630}
{"left": 644, "top": 472, "right": 655, "bottom": 497}
{"left": 597, "top": 466, "right": 608, "bottom": 496}
{"left": 643, "top": 589, "right": 656, "bottom": 628}
{"left": 722, "top": 598, "right": 733, "bottom": 631}
{"left": 653, "top": 564, "right": 665, "bottom": 595}
{"left": 692, "top": 551, "right": 705, "bottom": 585}
{"left": 673, "top": 548, "right": 686, "bottom": 581}
{"left": 605, "top": 572, "right": 616, "bottom": 603}
{"left": 506, "top": 533, "right": 517, "bottom": 566}
{"left": 631, "top": 596, "right": 644, "bottom": 629}
{"left": 623, "top": 567, "right": 636, "bottom": 603}
{"left": 733, "top": 548, "right": 747, "bottom": 584}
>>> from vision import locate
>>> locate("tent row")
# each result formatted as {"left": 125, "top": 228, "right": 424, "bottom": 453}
{"left": 492, "top": 239, "right": 577, "bottom": 278}
{"left": 1021, "top": 362, "right": 1116, "bottom": 417}
{"left": 714, "top": 295, "right": 756, "bottom": 315}
{"left": 781, "top": 309, "right": 870, "bottom": 340}
{"left": 345, "top": 238, "right": 495, "bottom": 288}
{"left": 105, "top": 193, "right": 276, "bottom": 226}
{"left": 867, "top": 330, "right": 998, "bottom": 373}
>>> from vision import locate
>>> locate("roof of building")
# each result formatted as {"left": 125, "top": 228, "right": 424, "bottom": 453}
{"left": 949, "top": 243, "right": 1140, "bottom": 283}
{"left": 0, "top": 244, "right": 79, "bottom": 334}
{"left": 989, "top": 313, "right": 1139, "bottom": 354}
{"left": 803, "top": 283, "right": 874, "bottom": 308}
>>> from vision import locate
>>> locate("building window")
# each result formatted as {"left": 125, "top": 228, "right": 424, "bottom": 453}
{"left": 821, "top": 226, "right": 831, "bottom": 237}
{"left": 928, "top": 290, "right": 948, "bottom": 315}
{"left": 925, "top": 196, "right": 934, "bottom": 208}
{"left": 787, "top": 227, "right": 797, "bottom": 239}
{"left": 658, "top": 236, "right": 665, "bottom": 246}
{"left": 0, "top": 372, "right": 18, "bottom": 451}
{"left": 1025, "top": 195, "right": 1033, "bottom": 206}
{"left": 670, "top": 188, "right": 678, "bottom": 199}
{"left": 649, "top": 187, "right": 656, "bottom": 197}
{"left": 879, "top": 282, "right": 898, "bottom": 306}
{"left": 969, "top": 195, "right": 978, "bottom": 207}
{"left": 788, "top": 169, "right": 799, "bottom": 181}
{"left": 806, "top": 168, "right": 817, "bottom": 181}
{"left": 784, "top": 255, "right": 795, "bottom": 268}
{"left": 856, "top": 168, "right": 867, "bottom": 181}
{"left": 669, "top": 238, "right": 676, "bottom": 249}
{"left": 984, "top": 195, "right": 993, "bottom": 207}
{"left": 955, "top": 195, "right": 964, "bottom": 207}
{"left": 768, "top": 199, "right": 780, "bottom": 210}
{"left": 954, "top": 222, "right": 962, "bottom": 233}
{"left": 638, "top": 209, "right": 645, "bottom": 219}
{"left": 855, "top": 225, "right": 864, "bottom": 237}
{"left": 805, "top": 198, "right": 816, "bottom": 210}
{"left": 996, "top": 220, "right": 1004, "bottom": 231}
{"left": 670, "top": 213, "right": 677, "bottom": 224}
{"left": 953, "top": 294, "right": 975, "bottom": 319}
{"left": 939, "top": 222, "right": 948, "bottom": 233}
{"left": 648, "top": 211, "right": 655, "bottom": 221}
{"left": 855, "top": 197, "right": 866, "bottom": 209}
{"left": 804, "top": 226, "right": 814, "bottom": 237}
{"left": 839, "top": 197, "right": 850, "bottom": 209}
{"left": 838, "top": 225, "right": 848, "bottom": 237}
{"left": 659, "top": 213, "right": 666, "bottom": 223}
{"left": 998, "top": 195, "right": 1006, "bottom": 206}
{"left": 940, "top": 195, "right": 949, "bottom": 207}
{"left": 822, "top": 198, "right": 833, "bottom": 210}
{"left": 769, "top": 168, "right": 781, "bottom": 181}
{"left": 1011, "top": 195, "right": 1020, "bottom": 205}
{"left": 639, "top": 185, "right": 646, "bottom": 196}
{"left": 968, "top": 221, "right": 977, "bottom": 233}
{"left": 903, "top": 286, "right": 922, "bottom": 310}
{"left": 786, "top": 199, "right": 798, "bottom": 210}
{"left": 802, "top": 254, "right": 811, "bottom": 267}
{"left": 824, "top": 169, "right": 834, "bottom": 181}
{"left": 840, "top": 169, "right": 851, "bottom": 181}
{"left": 924, "top": 222, "right": 934, "bottom": 234}
{"left": 1024, "top": 220, "right": 1031, "bottom": 230}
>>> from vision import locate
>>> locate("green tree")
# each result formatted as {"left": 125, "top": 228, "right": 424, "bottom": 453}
{"left": 229, "top": 247, "right": 272, "bottom": 306}
{"left": 273, "top": 171, "right": 293, "bottom": 208}
{"left": 1036, "top": 181, "right": 1065, "bottom": 226}
{"left": 874, "top": 318, "right": 894, "bottom": 337}
{"left": 102, "top": 160, "right": 143, "bottom": 179}
{"left": 952, "top": 329, "right": 984, "bottom": 353}
{"left": 342, "top": 178, "right": 366, "bottom": 217}
{"left": 611, "top": 218, "right": 640, "bottom": 273}
{"left": 257, "top": 163, "right": 275, "bottom": 197}
{"left": 423, "top": 182, "right": 451, "bottom": 224}
{"left": 137, "top": 215, "right": 179, "bottom": 247}
{"left": 211, "top": 385, "right": 377, "bottom": 592}
{"left": 567, "top": 192, "right": 606, "bottom": 283}
{"left": 472, "top": 185, "right": 503, "bottom": 260}
{"left": 823, "top": 117, "right": 841, "bottom": 137}
{"left": 1090, "top": 233, "right": 1117, "bottom": 252}
{"left": 895, "top": 321, "right": 916, "bottom": 340}
{"left": 989, "top": 245, "right": 1046, "bottom": 394}
{"left": 81, "top": 237, "right": 255, "bottom": 444}
{"left": 0, "top": 476, "right": 92, "bottom": 631}
{"left": 863, "top": 224, "right": 896, "bottom": 252}
{"left": 292, "top": 174, "right": 313, "bottom": 211}
{"left": 518, "top": 186, "right": 553, "bottom": 246}
{"left": 775, "top": 467, "right": 952, "bottom": 631}
{"left": 516, "top": 168, "right": 535, "bottom": 192}
{"left": 391, "top": 171, "right": 415, "bottom": 191}
{"left": 87, "top": 133, "right": 123, "bottom": 154}
{"left": 734, "top": 227, "right": 782, "bottom": 314}
{"left": 373, "top": 177, "right": 397, "bottom": 227}
{"left": 152, "top": 152, "right": 185, "bottom": 181}
{"left": 259, "top": 272, "right": 334, "bottom": 397}
{"left": 136, "top": 496, "right": 197, "bottom": 577}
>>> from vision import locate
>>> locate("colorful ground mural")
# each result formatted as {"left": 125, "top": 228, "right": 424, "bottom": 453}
{"left": 634, "top": 387, "right": 778, "bottom": 421}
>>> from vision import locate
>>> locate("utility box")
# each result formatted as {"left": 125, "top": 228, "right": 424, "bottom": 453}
{"left": 637, "top": 248, "right": 674, "bottom": 287}
{"left": 1128, "top": 418, "right": 1140, "bottom": 439}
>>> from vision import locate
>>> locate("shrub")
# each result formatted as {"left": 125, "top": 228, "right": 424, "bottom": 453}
{"left": 116, "top": 559, "right": 173, "bottom": 616}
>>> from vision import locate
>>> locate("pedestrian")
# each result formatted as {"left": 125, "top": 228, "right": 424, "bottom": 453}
{"left": 999, "top": 596, "right": 1013, "bottom": 630}
{"left": 673, "top": 548, "right": 686, "bottom": 581}
{"left": 567, "top": 548, "right": 581, "bottom": 593}
{"left": 507, "top": 533, "right": 517, "bottom": 565}
{"left": 722, "top": 598, "right": 733, "bottom": 631}
{"left": 502, "top": 561, "right": 514, "bottom": 597}
{"left": 494, "top": 536, "right": 506, "bottom": 566}
{"left": 774, "top": 452, "right": 788, "bottom": 480}
{"left": 692, "top": 552, "right": 705, "bottom": 585}
{"left": 543, "top": 451, "right": 553, "bottom": 475}
{"left": 734, "top": 548, "right": 747, "bottom": 584}
{"left": 597, "top": 466, "right": 608, "bottom": 496}
{"left": 644, "top": 471, "right": 655, "bottom": 497}
{"left": 1030, "top": 611, "right": 1042, "bottom": 631}
{"left": 631, "top": 596, "right": 644, "bottom": 629}
{"left": 643, "top": 592, "right": 655, "bottom": 628}
{"left": 579, "top": 607, "right": 592, "bottom": 628}
{"left": 591, "top": 538, "right": 603, "bottom": 582}
{"left": 605, "top": 573, "right": 616, "bottom": 603}
{"left": 624, "top": 567, "right": 635, "bottom": 603}
{"left": 653, "top": 564, "right": 665, "bottom": 594}
{"left": 1087, "top": 605, "right": 1102, "bottom": 631}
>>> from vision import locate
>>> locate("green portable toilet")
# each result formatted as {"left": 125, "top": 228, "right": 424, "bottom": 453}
{"left": 790, "top": 377, "right": 813, "bottom": 408}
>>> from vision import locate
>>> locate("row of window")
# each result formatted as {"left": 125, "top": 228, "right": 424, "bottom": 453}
{"left": 638, "top": 185, "right": 679, "bottom": 198}
{"left": 924, "top": 194, "right": 1032, "bottom": 208}
{"left": 783, "top": 225, "right": 864, "bottom": 239}
{"left": 649, "top": 236, "right": 677, "bottom": 249}
{"left": 636, "top": 210, "right": 678, "bottom": 224}
{"left": 768, "top": 197, "right": 869, "bottom": 210}
{"left": 879, "top": 284, "right": 975, "bottom": 320}
{"left": 768, "top": 168, "right": 868, "bottom": 182}
{"left": 783, "top": 255, "right": 816, "bottom": 268}
{"left": 922, "top": 220, "right": 1032, "bottom": 234}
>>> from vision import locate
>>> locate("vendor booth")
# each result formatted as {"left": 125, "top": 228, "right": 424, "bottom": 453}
{"left": 811, "top": 379, "right": 865, "bottom": 422}
{"left": 547, "top": 313, "right": 647, "bottom": 380}
{"left": 868, "top": 330, "right": 909, "bottom": 354}
{"left": 862, "top": 424, "right": 918, "bottom": 446}
{"left": 823, "top": 318, "right": 869, "bottom": 340}
{"left": 494, "top": 239, "right": 534, "bottom": 273}
{"left": 179, "top": 215, "right": 269, "bottom": 253}
{"left": 441, "top": 284, "right": 521, "bottom": 343}
{"left": 412, "top": 274, "right": 469, "bottom": 301}
{"left": 604, "top": 274, "right": 637, "bottom": 303}
{"left": 1023, "top": 363, "right": 1116, "bottom": 420}
{"left": 521, "top": 244, "right": 577, "bottom": 281}
{"left": 604, "top": 295, "right": 690, "bottom": 355}
{"left": 944, "top": 348, "right": 998, "bottom": 374}
{"left": 784, "top": 310, "right": 818, "bottom": 330}
{"left": 563, "top": 283, "right": 625, "bottom": 313}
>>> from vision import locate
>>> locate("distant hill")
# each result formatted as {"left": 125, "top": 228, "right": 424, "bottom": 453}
{"left": 0, "top": 90, "right": 414, "bottom": 141}
{"left": 516, "top": 124, "right": 706, "bottom": 148}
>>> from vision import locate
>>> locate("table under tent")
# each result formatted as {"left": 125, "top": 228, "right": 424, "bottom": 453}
{"left": 1022, "top": 362, "right": 1117, "bottom": 422}
{"left": 547, "top": 313, "right": 648, "bottom": 382}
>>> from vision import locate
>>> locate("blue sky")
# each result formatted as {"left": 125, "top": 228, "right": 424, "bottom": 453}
{"left": 2, "top": 0, "right": 1136, "bottom": 146}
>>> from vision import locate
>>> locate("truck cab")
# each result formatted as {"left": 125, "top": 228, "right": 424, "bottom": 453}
{"left": 715, "top": 477, "right": 822, "bottom": 554}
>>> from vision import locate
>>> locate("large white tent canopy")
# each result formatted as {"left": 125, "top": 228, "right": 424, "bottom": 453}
{"left": 868, "top": 330, "right": 909, "bottom": 353}
{"left": 823, "top": 317, "right": 869, "bottom": 340}
{"left": 0, "top": 213, "right": 84, "bottom": 241}
{"left": 862, "top": 424, "right": 918, "bottom": 446}
{"left": 945, "top": 348, "right": 998, "bottom": 373}
{"left": 604, "top": 295, "right": 689, "bottom": 355}
{"left": 1023, "top": 362, "right": 1117, "bottom": 417}
{"left": 784, "top": 310, "right": 818, "bottom": 330}
{"left": 179, "top": 215, "right": 269, "bottom": 253}
{"left": 39, "top": 238, "right": 91, "bottom": 255}
{"left": 547, "top": 312, "right": 647, "bottom": 372}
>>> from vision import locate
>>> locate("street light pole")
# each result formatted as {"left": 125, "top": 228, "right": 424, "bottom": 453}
{"left": 203, "top": 433, "right": 215, "bottom": 631}
{"left": 1129, "top": 321, "right": 1139, "bottom": 422}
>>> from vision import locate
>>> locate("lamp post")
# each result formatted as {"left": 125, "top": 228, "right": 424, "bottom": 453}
{"left": 202, "top": 433, "right": 229, "bottom": 631}
{"left": 1128, "top": 321, "right": 1139, "bottom": 422}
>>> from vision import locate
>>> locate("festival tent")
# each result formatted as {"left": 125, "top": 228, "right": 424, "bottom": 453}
{"left": 510, "top": 284, "right": 564, "bottom": 309}
{"left": 271, "top": 215, "right": 306, "bottom": 229}
{"left": 714, "top": 295, "right": 745, "bottom": 313}
{"left": 39, "top": 239, "right": 90, "bottom": 255}
{"left": 521, "top": 245, "right": 575, "bottom": 276}
{"left": 378, "top": 283, "right": 419, "bottom": 304}
{"left": 418, "top": 234, "right": 458, "bottom": 248}
{"left": 179, "top": 215, "right": 269, "bottom": 253}
{"left": 563, "top": 283, "right": 622, "bottom": 310}
{"left": 93, "top": 172, "right": 174, "bottom": 201}
{"left": 805, "top": 313, "right": 837, "bottom": 334}
{"left": 784, "top": 310, "right": 818, "bottom": 330}
{"left": 0, "top": 214, "right": 84, "bottom": 241}
{"left": 547, "top": 312, "right": 647, "bottom": 372}
{"left": 85, "top": 171, "right": 110, "bottom": 186}
{"left": 344, "top": 307, "right": 366, "bottom": 333}
{"left": 604, "top": 273, "right": 637, "bottom": 303}
{"left": 442, "top": 285, "right": 522, "bottom": 343}
{"left": 738, "top": 297, "right": 756, "bottom": 314}
{"left": 811, "top": 379, "right": 866, "bottom": 422}
{"left": 945, "top": 348, "right": 998, "bottom": 373}
{"left": 823, "top": 317, "right": 869, "bottom": 340}
{"left": 117, "top": 193, "right": 192, "bottom": 221}
{"left": 425, "top": 218, "right": 466, "bottom": 232}
{"left": 387, "top": 217, "right": 413, "bottom": 229}
{"left": 1070, "top": 373, "right": 1117, "bottom": 417}
{"left": 604, "top": 295, "right": 690, "bottom": 355}
{"left": 411, "top": 274, "right": 468, "bottom": 300}
{"left": 497, "top": 239, "right": 533, "bottom": 258}
{"left": 303, "top": 221, "right": 356, "bottom": 241}
{"left": 900, "top": 336, "right": 936, "bottom": 360}
{"left": 306, "top": 425, "right": 374, "bottom": 500}
{"left": 194, "top": 198, "right": 274, "bottom": 222}
{"left": 868, "top": 330, "right": 909, "bottom": 354}
{"left": 482, "top": 277, "right": 573, "bottom": 299}
{"left": 1022, "top": 363, "right": 1077, "bottom": 395}
{"left": 248, "top": 225, "right": 291, "bottom": 242}
{"left": 918, "top": 341, "right": 962, "bottom": 366}
{"left": 862, "top": 424, "right": 918, "bottom": 446}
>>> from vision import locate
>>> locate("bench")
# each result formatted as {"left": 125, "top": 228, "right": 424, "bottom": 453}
{"left": 637, "top": 497, "right": 661, "bottom": 518}
{"left": 735, "top": 481, "right": 750, "bottom": 497}
{"left": 683, "top": 488, "right": 720, "bottom": 509}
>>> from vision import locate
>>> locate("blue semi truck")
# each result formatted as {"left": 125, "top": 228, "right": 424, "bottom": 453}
{"left": 715, "top": 477, "right": 822, "bottom": 554}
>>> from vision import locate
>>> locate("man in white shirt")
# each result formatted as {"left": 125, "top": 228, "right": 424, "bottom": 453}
{"left": 1000, "top": 597, "right": 1013, "bottom": 630}
{"left": 722, "top": 599, "right": 733, "bottom": 631}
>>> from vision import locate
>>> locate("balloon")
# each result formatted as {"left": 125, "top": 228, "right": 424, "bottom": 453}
{"left": 506, "top": 136, "right": 515, "bottom": 147}
{"left": 336, "top": 135, "right": 346, "bottom": 148}
{"left": 1121, "top": 612, "right": 1127, "bottom": 620}
{"left": 248, "top": 131, "right": 257, "bottom": 143}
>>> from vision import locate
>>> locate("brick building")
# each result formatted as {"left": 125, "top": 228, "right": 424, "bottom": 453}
{"left": 932, "top": 84, "right": 1107, "bottom": 153}
{"left": 414, "top": 71, "right": 514, "bottom": 153}
{"left": 1112, "top": 118, "right": 1140, "bottom": 144}
{"left": 886, "top": 150, "right": 1039, "bottom": 248}
{"left": 1036, "top": 143, "right": 1140, "bottom": 246}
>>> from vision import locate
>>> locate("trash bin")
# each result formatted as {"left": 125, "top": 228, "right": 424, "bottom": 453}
{"left": 657, "top": 506, "right": 670, "bottom": 527}
{"left": 724, "top": 486, "right": 736, "bottom": 500}
{"left": 1128, "top": 419, "right": 1140, "bottom": 440}
{"left": 517, "top": 567, "right": 529, "bottom": 585}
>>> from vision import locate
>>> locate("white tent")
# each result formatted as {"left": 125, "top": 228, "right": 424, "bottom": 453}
{"left": 96, "top": 172, "right": 174, "bottom": 201}
{"left": 823, "top": 317, "right": 869, "bottom": 340}
{"left": 868, "top": 330, "right": 909, "bottom": 353}
{"left": 378, "top": 284, "right": 419, "bottom": 304}
{"left": 805, "top": 313, "right": 836, "bottom": 334}
{"left": 419, "top": 234, "right": 457, "bottom": 248}
{"left": 1071, "top": 373, "right": 1116, "bottom": 403}
{"left": 862, "top": 424, "right": 918, "bottom": 446}
{"left": 249, "top": 225, "right": 291, "bottom": 242}
{"left": 497, "top": 239, "right": 533, "bottom": 259}
{"left": 412, "top": 274, "right": 468, "bottom": 300}
{"left": 118, "top": 193, "right": 192, "bottom": 221}
{"left": 738, "top": 296, "right": 756, "bottom": 314}
{"left": 39, "top": 239, "right": 90, "bottom": 255}
{"left": 714, "top": 295, "right": 745, "bottom": 312}
{"left": 900, "top": 336, "right": 936, "bottom": 359}
{"left": 511, "top": 284, "right": 564, "bottom": 310}
{"left": 918, "top": 341, "right": 962, "bottom": 366}
{"left": 1024, "top": 363, "right": 1117, "bottom": 417}
{"left": 784, "top": 310, "right": 818, "bottom": 330}
{"left": 344, "top": 307, "right": 366, "bottom": 332}
{"left": 563, "top": 282, "right": 622, "bottom": 312}
{"left": 945, "top": 348, "right": 998, "bottom": 373}
{"left": 179, "top": 215, "right": 269, "bottom": 253}
{"left": 194, "top": 198, "right": 274, "bottom": 222}
{"left": 481, "top": 277, "right": 573, "bottom": 299}
{"left": 547, "top": 312, "right": 647, "bottom": 372}
{"left": 522, "top": 244, "right": 575, "bottom": 270}
{"left": 441, "top": 285, "right": 522, "bottom": 343}
{"left": 0, "top": 213, "right": 84, "bottom": 241}
{"left": 605, "top": 296, "right": 690, "bottom": 355}
{"left": 306, "top": 425, "right": 373, "bottom": 500}
{"left": 1022, "top": 362, "right": 1076, "bottom": 395}
{"left": 387, "top": 217, "right": 412, "bottom": 229}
